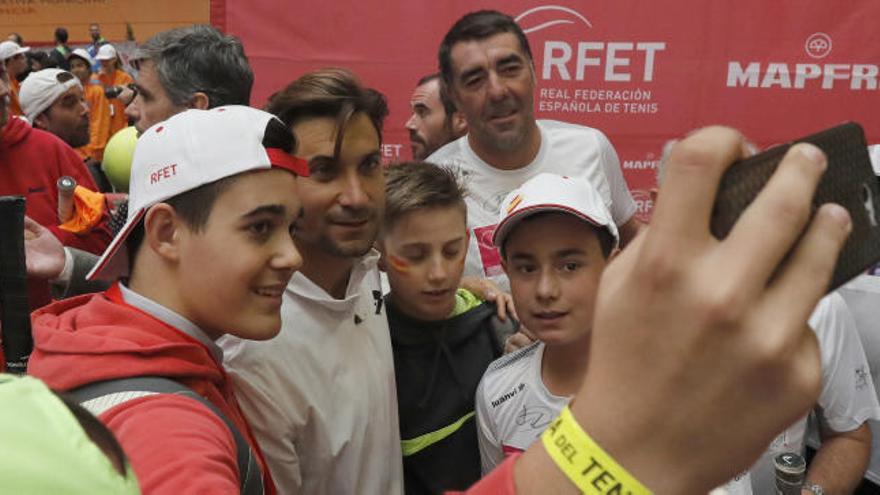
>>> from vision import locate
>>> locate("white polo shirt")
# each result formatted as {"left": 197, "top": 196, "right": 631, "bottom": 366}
{"left": 220, "top": 251, "right": 403, "bottom": 495}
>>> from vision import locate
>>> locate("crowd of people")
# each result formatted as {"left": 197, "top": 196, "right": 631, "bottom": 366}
{"left": 1, "top": 9, "right": 879, "bottom": 495}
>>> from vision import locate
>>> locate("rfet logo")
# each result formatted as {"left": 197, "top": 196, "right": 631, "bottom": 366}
{"left": 515, "top": 5, "right": 593, "bottom": 34}
{"left": 805, "top": 32, "right": 833, "bottom": 59}
{"left": 516, "top": 4, "right": 666, "bottom": 83}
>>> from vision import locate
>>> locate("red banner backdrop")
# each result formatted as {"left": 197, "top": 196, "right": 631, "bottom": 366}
{"left": 221, "top": 1, "right": 880, "bottom": 220}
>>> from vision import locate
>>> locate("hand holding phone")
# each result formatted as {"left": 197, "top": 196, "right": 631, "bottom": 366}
{"left": 711, "top": 122, "right": 880, "bottom": 291}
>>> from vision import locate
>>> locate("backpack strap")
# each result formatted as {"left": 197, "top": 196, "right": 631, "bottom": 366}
{"left": 68, "top": 376, "right": 263, "bottom": 495}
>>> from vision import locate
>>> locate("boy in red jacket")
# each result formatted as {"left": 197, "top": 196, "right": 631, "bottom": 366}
{"left": 28, "top": 105, "right": 309, "bottom": 494}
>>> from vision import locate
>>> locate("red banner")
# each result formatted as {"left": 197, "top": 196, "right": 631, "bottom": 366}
{"left": 222, "top": 1, "right": 880, "bottom": 220}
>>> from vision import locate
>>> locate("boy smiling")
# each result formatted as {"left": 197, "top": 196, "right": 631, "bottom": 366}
{"left": 474, "top": 173, "right": 618, "bottom": 473}
{"left": 28, "top": 106, "right": 308, "bottom": 494}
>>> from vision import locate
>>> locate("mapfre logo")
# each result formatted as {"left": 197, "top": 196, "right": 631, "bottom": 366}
{"left": 515, "top": 5, "right": 666, "bottom": 83}
{"left": 727, "top": 31, "right": 876, "bottom": 91}
{"left": 630, "top": 189, "right": 654, "bottom": 220}
{"left": 805, "top": 32, "right": 833, "bottom": 59}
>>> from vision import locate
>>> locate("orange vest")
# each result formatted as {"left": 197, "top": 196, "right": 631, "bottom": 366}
{"left": 76, "top": 77, "right": 113, "bottom": 161}
{"left": 98, "top": 69, "right": 133, "bottom": 137}
{"left": 8, "top": 78, "right": 23, "bottom": 117}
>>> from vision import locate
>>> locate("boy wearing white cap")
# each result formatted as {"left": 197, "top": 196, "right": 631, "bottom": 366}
{"left": 96, "top": 44, "right": 133, "bottom": 136}
{"left": 28, "top": 106, "right": 309, "bottom": 494}
{"left": 474, "top": 173, "right": 619, "bottom": 474}
{"left": 0, "top": 39, "right": 30, "bottom": 117}
{"left": 19, "top": 68, "right": 90, "bottom": 149}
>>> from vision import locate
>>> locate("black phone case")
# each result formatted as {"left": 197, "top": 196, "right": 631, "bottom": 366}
{"left": 711, "top": 122, "right": 880, "bottom": 291}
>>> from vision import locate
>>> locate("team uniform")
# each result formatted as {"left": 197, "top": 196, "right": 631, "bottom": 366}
{"left": 475, "top": 341, "right": 569, "bottom": 474}
{"left": 98, "top": 69, "right": 133, "bottom": 137}
{"left": 427, "top": 120, "right": 636, "bottom": 291}
{"left": 76, "top": 77, "right": 113, "bottom": 161}
{"left": 388, "top": 288, "right": 511, "bottom": 494}
{"left": 221, "top": 250, "right": 404, "bottom": 495}
{"left": 8, "top": 77, "right": 24, "bottom": 117}
{"left": 28, "top": 283, "right": 277, "bottom": 494}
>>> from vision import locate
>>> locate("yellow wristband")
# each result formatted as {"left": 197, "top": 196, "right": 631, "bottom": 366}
{"left": 541, "top": 405, "right": 652, "bottom": 494}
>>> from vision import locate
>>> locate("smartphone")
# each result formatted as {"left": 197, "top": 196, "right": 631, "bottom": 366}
{"left": 711, "top": 122, "right": 880, "bottom": 291}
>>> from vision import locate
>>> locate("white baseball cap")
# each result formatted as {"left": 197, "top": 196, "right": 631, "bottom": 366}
{"left": 68, "top": 48, "right": 95, "bottom": 67}
{"left": 0, "top": 40, "right": 29, "bottom": 61}
{"left": 86, "top": 106, "right": 310, "bottom": 281}
{"left": 0, "top": 41, "right": 31, "bottom": 61}
{"left": 95, "top": 44, "right": 117, "bottom": 61}
{"left": 493, "top": 173, "right": 619, "bottom": 250}
{"left": 19, "top": 69, "right": 82, "bottom": 122}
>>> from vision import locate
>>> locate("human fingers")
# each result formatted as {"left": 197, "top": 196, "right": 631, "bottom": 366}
{"left": 719, "top": 143, "right": 827, "bottom": 294}
{"left": 518, "top": 324, "right": 536, "bottom": 341}
{"left": 504, "top": 331, "right": 534, "bottom": 354}
{"left": 500, "top": 292, "right": 518, "bottom": 322}
{"left": 762, "top": 203, "right": 851, "bottom": 332}
{"left": 649, "top": 127, "right": 746, "bottom": 246}
{"left": 23, "top": 215, "right": 43, "bottom": 240}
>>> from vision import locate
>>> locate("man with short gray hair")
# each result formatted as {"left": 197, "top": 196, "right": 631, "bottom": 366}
{"left": 125, "top": 24, "right": 253, "bottom": 134}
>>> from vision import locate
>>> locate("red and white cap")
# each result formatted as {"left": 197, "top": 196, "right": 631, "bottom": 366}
{"left": 493, "top": 173, "right": 619, "bottom": 249}
{"left": 86, "top": 105, "right": 310, "bottom": 281}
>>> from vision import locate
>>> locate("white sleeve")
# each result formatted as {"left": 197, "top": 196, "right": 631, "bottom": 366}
{"left": 597, "top": 132, "right": 638, "bottom": 225}
{"left": 811, "top": 293, "right": 880, "bottom": 433}
{"left": 475, "top": 376, "right": 505, "bottom": 475}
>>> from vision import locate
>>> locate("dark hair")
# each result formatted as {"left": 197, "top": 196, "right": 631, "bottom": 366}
{"left": 8, "top": 33, "right": 23, "bottom": 45}
{"left": 126, "top": 118, "right": 295, "bottom": 272}
{"left": 500, "top": 211, "right": 615, "bottom": 259}
{"left": 438, "top": 10, "right": 533, "bottom": 89}
{"left": 55, "top": 392, "right": 130, "bottom": 477}
{"left": 54, "top": 27, "right": 68, "bottom": 44}
{"left": 416, "top": 72, "right": 458, "bottom": 125}
{"left": 266, "top": 67, "right": 388, "bottom": 156}
{"left": 383, "top": 161, "right": 466, "bottom": 234}
{"left": 133, "top": 25, "right": 253, "bottom": 107}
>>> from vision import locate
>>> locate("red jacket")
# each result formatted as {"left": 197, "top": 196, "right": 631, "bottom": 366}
{"left": 28, "top": 284, "right": 277, "bottom": 495}
{"left": 456, "top": 453, "right": 518, "bottom": 494}
{"left": 0, "top": 116, "right": 113, "bottom": 308}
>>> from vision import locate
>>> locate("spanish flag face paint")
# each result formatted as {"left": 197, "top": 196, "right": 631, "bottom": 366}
{"left": 387, "top": 253, "right": 411, "bottom": 274}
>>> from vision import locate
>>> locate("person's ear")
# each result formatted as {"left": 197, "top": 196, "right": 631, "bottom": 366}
{"left": 451, "top": 111, "right": 468, "bottom": 137}
{"left": 32, "top": 113, "right": 49, "bottom": 130}
{"left": 189, "top": 91, "right": 210, "bottom": 110}
{"left": 143, "top": 203, "right": 183, "bottom": 264}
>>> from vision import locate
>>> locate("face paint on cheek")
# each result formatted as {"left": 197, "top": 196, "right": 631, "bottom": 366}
{"left": 387, "top": 254, "right": 411, "bottom": 275}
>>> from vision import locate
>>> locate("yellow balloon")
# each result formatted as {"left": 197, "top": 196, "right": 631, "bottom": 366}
{"left": 102, "top": 126, "right": 138, "bottom": 193}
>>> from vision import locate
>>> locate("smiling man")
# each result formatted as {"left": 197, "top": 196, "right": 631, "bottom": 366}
{"left": 428, "top": 10, "right": 642, "bottom": 291}
{"left": 221, "top": 68, "right": 404, "bottom": 495}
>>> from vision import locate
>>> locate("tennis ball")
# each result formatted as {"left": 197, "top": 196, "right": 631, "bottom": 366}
{"left": 102, "top": 126, "right": 138, "bottom": 192}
